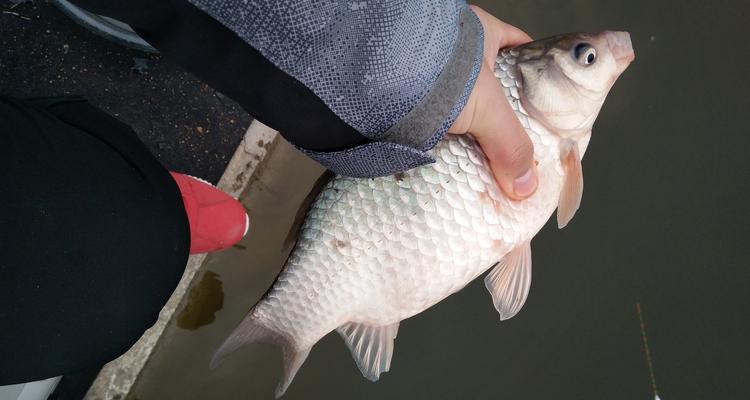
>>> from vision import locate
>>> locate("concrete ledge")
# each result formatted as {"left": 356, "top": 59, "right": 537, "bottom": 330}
{"left": 84, "top": 121, "right": 279, "bottom": 400}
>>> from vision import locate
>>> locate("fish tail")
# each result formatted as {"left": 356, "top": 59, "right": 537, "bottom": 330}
{"left": 210, "top": 313, "right": 311, "bottom": 398}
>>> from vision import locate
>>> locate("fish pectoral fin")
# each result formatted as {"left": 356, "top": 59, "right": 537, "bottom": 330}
{"left": 557, "top": 141, "right": 584, "bottom": 229}
{"left": 337, "top": 321, "right": 400, "bottom": 382}
{"left": 210, "top": 314, "right": 310, "bottom": 398}
{"left": 484, "top": 241, "right": 532, "bottom": 321}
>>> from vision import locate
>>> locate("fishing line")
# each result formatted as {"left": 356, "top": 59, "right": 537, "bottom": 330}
{"left": 636, "top": 302, "right": 661, "bottom": 400}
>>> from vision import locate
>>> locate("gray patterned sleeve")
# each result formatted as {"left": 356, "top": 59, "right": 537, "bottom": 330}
{"left": 188, "top": 0, "right": 483, "bottom": 177}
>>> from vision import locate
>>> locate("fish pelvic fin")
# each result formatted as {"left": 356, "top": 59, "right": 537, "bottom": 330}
{"left": 484, "top": 241, "right": 532, "bottom": 320}
{"left": 557, "top": 139, "right": 584, "bottom": 229}
{"left": 210, "top": 313, "right": 311, "bottom": 398}
{"left": 337, "top": 321, "right": 400, "bottom": 382}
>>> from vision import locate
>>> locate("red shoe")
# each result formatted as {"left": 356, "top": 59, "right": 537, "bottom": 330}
{"left": 170, "top": 172, "right": 249, "bottom": 254}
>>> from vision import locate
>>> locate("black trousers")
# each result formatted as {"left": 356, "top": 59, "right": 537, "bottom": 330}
{"left": 0, "top": 96, "right": 190, "bottom": 384}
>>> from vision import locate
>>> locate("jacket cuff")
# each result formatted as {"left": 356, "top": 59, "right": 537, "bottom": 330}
{"left": 379, "top": 6, "right": 484, "bottom": 151}
{"left": 294, "top": 141, "right": 435, "bottom": 178}
{"left": 299, "top": 6, "right": 484, "bottom": 177}
{"left": 420, "top": 7, "right": 484, "bottom": 151}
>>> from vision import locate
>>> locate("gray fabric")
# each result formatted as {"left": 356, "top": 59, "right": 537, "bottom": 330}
{"left": 379, "top": 8, "right": 482, "bottom": 148}
{"left": 295, "top": 141, "right": 435, "bottom": 178}
{"left": 188, "top": 0, "right": 484, "bottom": 177}
{"left": 420, "top": 21, "right": 483, "bottom": 153}
{"left": 188, "top": 0, "right": 464, "bottom": 138}
{"left": 297, "top": 9, "right": 484, "bottom": 178}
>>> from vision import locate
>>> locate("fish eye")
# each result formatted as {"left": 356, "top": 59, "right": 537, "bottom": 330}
{"left": 573, "top": 43, "right": 597, "bottom": 66}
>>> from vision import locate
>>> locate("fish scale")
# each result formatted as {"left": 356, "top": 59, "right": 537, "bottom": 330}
{"left": 214, "top": 31, "right": 634, "bottom": 398}
{"left": 238, "top": 55, "right": 559, "bottom": 378}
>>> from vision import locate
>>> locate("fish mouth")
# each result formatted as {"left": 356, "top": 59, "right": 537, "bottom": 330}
{"left": 605, "top": 31, "right": 635, "bottom": 70}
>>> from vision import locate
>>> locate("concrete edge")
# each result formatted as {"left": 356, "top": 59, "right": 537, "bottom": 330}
{"left": 83, "top": 120, "right": 279, "bottom": 400}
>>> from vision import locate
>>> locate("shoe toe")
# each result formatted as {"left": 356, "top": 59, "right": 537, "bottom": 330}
{"left": 170, "top": 172, "right": 249, "bottom": 254}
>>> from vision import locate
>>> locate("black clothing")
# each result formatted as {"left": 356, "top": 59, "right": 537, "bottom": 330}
{"left": 0, "top": 96, "right": 190, "bottom": 384}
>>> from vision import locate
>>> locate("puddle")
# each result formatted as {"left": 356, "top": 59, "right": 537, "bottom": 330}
{"left": 176, "top": 271, "right": 224, "bottom": 331}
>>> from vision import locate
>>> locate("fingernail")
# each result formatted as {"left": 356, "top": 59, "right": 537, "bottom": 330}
{"left": 513, "top": 168, "right": 537, "bottom": 197}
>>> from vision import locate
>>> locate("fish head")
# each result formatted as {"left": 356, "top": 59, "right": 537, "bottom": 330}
{"left": 516, "top": 31, "right": 635, "bottom": 141}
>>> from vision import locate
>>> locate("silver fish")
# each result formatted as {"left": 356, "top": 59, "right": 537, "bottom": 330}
{"left": 213, "top": 31, "right": 635, "bottom": 397}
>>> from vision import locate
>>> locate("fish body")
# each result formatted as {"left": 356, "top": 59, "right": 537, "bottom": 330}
{"left": 214, "top": 31, "right": 635, "bottom": 397}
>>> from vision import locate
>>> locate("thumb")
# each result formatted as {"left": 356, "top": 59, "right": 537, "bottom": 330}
{"left": 470, "top": 68, "right": 537, "bottom": 200}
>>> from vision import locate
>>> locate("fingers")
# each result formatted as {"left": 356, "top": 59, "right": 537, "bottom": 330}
{"left": 452, "top": 5, "right": 537, "bottom": 200}
{"left": 470, "top": 68, "right": 537, "bottom": 200}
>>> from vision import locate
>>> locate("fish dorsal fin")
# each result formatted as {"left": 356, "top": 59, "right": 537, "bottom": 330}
{"left": 484, "top": 241, "right": 532, "bottom": 320}
{"left": 557, "top": 140, "right": 584, "bottom": 229}
{"left": 337, "top": 321, "right": 400, "bottom": 381}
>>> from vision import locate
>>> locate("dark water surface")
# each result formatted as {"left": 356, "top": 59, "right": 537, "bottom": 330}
{"left": 131, "top": 1, "right": 749, "bottom": 398}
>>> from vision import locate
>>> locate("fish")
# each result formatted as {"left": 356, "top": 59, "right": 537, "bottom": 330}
{"left": 212, "top": 31, "right": 635, "bottom": 397}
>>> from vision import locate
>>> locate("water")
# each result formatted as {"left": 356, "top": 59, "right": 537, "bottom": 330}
{"left": 130, "top": 1, "right": 750, "bottom": 398}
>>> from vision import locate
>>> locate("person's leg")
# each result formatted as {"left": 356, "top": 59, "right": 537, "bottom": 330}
{"left": 0, "top": 95, "right": 245, "bottom": 384}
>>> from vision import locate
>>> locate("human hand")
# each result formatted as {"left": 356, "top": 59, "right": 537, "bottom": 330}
{"left": 449, "top": 5, "right": 537, "bottom": 200}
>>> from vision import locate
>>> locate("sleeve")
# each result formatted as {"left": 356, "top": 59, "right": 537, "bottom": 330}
{"left": 68, "top": 0, "right": 484, "bottom": 177}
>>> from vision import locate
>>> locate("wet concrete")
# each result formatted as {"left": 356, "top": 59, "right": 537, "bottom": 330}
{"left": 127, "top": 0, "right": 747, "bottom": 399}
{"left": 130, "top": 139, "right": 327, "bottom": 400}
